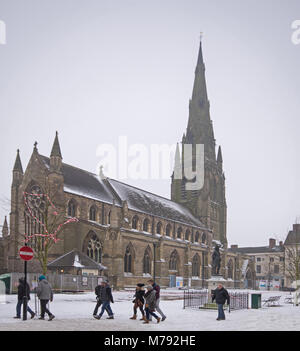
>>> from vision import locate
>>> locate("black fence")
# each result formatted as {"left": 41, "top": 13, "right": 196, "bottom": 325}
{"left": 183, "top": 289, "right": 249, "bottom": 311}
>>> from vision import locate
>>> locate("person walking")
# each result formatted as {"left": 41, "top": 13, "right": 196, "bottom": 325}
{"left": 212, "top": 284, "right": 230, "bottom": 321}
{"left": 130, "top": 283, "right": 146, "bottom": 321}
{"left": 36, "top": 275, "right": 55, "bottom": 321}
{"left": 14, "top": 277, "right": 35, "bottom": 319}
{"left": 94, "top": 281, "right": 114, "bottom": 320}
{"left": 143, "top": 285, "right": 161, "bottom": 324}
{"left": 147, "top": 279, "right": 166, "bottom": 321}
{"left": 93, "top": 282, "right": 110, "bottom": 318}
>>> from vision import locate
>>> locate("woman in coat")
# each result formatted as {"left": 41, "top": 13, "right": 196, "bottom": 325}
{"left": 130, "top": 283, "right": 145, "bottom": 320}
{"left": 143, "top": 285, "right": 161, "bottom": 324}
{"left": 36, "top": 275, "right": 55, "bottom": 321}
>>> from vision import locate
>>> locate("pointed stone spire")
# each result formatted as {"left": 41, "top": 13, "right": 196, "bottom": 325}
{"left": 50, "top": 131, "right": 62, "bottom": 172}
{"left": 13, "top": 149, "right": 23, "bottom": 173}
{"left": 217, "top": 146, "right": 223, "bottom": 163}
{"left": 50, "top": 131, "right": 62, "bottom": 158}
{"left": 2, "top": 216, "right": 8, "bottom": 237}
{"left": 173, "top": 143, "right": 182, "bottom": 180}
{"left": 185, "top": 38, "right": 216, "bottom": 161}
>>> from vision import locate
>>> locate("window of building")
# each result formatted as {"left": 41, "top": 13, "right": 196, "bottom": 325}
{"left": 143, "top": 248, "right": 151, "bottom": 274}
{"left": 143, "top": 218, "right": 150, "bottom": 232}
{"left": 68, "top": 200, "right": 76, "bottom": 217}
{"left": 256, "top": 257, "right": 261, "bottom": 262}
{"left": 256, "top": 265, "right": 261, "bottom": 274}
{"left": 192, "top": 254, "right": 200, "bottom": 276}
{"left": 86, "top": 234, "right": 102, "bottom": 263}
{"left": 169, "top": 251, "right": 178, "bottom": 271}
{"left": 177, "top": 227, "right": 182, "bottom": 239}
{"left": 89, "top": 206, "right": 96, "bottom": 221}
{"left": 124, "top": 245, "right": 133, "bottom": 273}
{"left": 156, "top": 222, "right": 162, "bottom": 235}
{"left": 195, "top": 231, "right": 200, "bottom": 242}
{"left": 132, "top": 215, "right": 139, "bottom": 230}
{"left": 165, "top": 224, "right": 171, "bottom": 237}
{"left": 201, "top": 232, "right": 206, "bottom": 244}
{"left": 274, "top": 265, "right": 279, "bottom": 274}
{"left": 185, "top": 229, "right": 190, "bottom": 241}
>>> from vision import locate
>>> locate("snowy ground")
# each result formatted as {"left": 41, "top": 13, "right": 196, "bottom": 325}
{"left": 0, "top": 289, "right": 299, "bottom": 331}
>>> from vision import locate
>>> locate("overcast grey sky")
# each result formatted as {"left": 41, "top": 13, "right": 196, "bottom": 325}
{"left": 0, "top": 0, "right": 299, "bottom": 247}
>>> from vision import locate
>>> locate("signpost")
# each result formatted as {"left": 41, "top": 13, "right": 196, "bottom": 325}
{"left": 19, "top": 246, "right": 34, "bottom": 321}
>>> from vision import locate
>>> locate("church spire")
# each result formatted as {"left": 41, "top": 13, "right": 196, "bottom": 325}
{"left": 186, "top": 38, "right": 216, "bottom": 161}
{"left": 50, "top": 131, "right": 62, "bottom": 172}
{"left": 13, "top": 149, "right": 23, "bottom": 173}
{"left": 50, "top": 131, "right": 62, "bottom": 158}
{"left": 2, "top": 216, "right": 8, "bottom": 237}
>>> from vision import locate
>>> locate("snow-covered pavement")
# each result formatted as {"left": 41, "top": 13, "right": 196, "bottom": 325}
{"left": 0, "top": 289, "right": 299, "bottom": 331}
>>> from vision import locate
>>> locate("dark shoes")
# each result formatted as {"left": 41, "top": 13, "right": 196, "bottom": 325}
{"left": 48, "top": 314, "right": 55, "bottom": 321}
{"left": 162, "top": 316, "right": 166, "bottom": 321}
{"left": 94, "top": 315, "right": 101, "bottom": 320}
{"left": 107, "top": 315, "right": 114, "bottom": 319}
{"left": 38, "top": 317, "right": 45, "bottom": 320}
{"left": 13, "top": 316, "right": 21, "bottom": 319}
{"left": 31, "top": 313, "right": 36, "bottom": 319}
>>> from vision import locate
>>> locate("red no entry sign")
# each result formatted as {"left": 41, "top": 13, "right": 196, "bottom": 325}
{"left": 19, "top": 246, "right": 34, "bottom": 261}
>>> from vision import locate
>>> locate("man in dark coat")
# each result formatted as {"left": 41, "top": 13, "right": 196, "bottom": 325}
{"left": 212, "top": 284, "right": 230, "bottom": 321}
{"left": 14, "top": 278, "right": 35, "bottom": 319}
{"left": 93, "top": 282, "right": 110, "bottom": 318}
{"left": 130, "top": 283, "right": 145, "bottom": 320}
{"left": 94, "top": 281, "right": 114, "bottom": 320}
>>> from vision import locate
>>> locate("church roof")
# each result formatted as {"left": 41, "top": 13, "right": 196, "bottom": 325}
{"left": 40, "top": 155, "right": 207, "bottom": 229}
{"left": 107, "top": 178, "right": 207, "bottom": 229}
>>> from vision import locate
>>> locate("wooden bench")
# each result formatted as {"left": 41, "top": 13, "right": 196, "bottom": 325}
{"left": 262, "top": 295, "right": 281, "bottom": 307}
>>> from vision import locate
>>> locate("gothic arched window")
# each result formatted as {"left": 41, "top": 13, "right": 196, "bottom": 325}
{"left": 156, "top": 222, "right": 162, "bottom": 234}
{"left": 143, "top": 218, "right": 150, "bottom": 232}
{"left": 68, "top": 199, "right": 76, "bottom": 217}
{"left": 195, "top": 231, "right": 200, "bottom": 243}
{"left": 86, "top": 233, "right": 102, "bottom": 263}
{"left": 107, "top": 210, "right": 111, "bottom": 225}
{"left": 169, "top": 250, "right": 178, "bottom": 271}
{"left": 185, "top": 229, "right": 190, "bottom": 241}
{"left": 202, "top": 232, "right": 207, "bottom": 244}
{"left": 192, "top": 254, "right": 200, "bottom": 276}
{"left": 165, "top": 224, "right": 171, "bottom": 237}
{"left": 177, "top": 227, "right": 182, "bottom": 239}
{"left": 132, "top": 215, "right": 139, "bottom": 230}
{"left": 124, "top": 244, "right": 134, "bottom": 273}
{"left": 89, "top": 206, "right": 96, "bottom": 221}
{"left": 143, "top": 247, "right": 151, "bottom": 274}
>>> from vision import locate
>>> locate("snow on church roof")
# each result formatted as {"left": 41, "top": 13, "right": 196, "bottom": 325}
{"left": 40, "top": 155, "right": 207, "bottom": 229}
{"left": 107, "top": 178, "right": 207, "bottom": 228}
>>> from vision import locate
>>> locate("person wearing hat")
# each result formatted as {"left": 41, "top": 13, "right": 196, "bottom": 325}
{"left": 130, "top": 283, "right": 146, "bottom": 321}
{"left": 14, "top": 277, "right": 35, "bottom": 319}
{"left": 36, "top": 275, "right": 55, "bottom": 321}
{"left": 143, "top": 285, "right": 161, "bottom": 324}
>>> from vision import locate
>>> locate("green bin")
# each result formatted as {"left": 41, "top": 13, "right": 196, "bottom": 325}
{"left": 251, "top": 293, "right": 261, "bottom": 309}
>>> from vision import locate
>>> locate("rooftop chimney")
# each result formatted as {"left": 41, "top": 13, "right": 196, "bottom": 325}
{"left": 269, "top": 238, "right": 276, "bottom": 249}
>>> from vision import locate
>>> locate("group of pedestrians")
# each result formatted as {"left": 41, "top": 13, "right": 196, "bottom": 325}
{"left": 14, "top": 275, "right": 229, "bottom": 323}
{"left": 129, "top": 279, "right": 167, "bottom": 324}
{"left": 14, "top": 275, "right": 55, "bottom": 321}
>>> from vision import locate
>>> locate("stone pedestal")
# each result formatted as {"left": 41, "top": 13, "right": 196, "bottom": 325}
{"left": 207, "top": 275, "right": 228, "bottom": 293}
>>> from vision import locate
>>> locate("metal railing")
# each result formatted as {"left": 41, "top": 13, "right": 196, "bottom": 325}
{"left": 183, "top": 289, "right": 249, "bottom": 311}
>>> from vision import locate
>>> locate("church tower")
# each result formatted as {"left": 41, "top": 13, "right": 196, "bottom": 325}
{"left": 171, "top": 39, "right": 227, "bottom": 246}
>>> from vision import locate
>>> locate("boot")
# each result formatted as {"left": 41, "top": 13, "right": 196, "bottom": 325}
{"left": 143, "top": 319, "right": 149, "bottom": 324}
{"left": 48, "top": 314, "right": 55, "bottom": 321}
{"left": 130, "top": 314, "right": 137, "bottom": 320}
{"left": 30, "top": 312, "right": 36, "bottom": 319}
{"left": 157, "top": 317, "right": 161, "bottom": 324}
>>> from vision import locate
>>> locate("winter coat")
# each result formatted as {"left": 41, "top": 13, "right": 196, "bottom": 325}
{"left": 133, "top": 289, "right": 145, "bottom": 304}
{"left": 212, "top": 287, "right": 230, "bottom": 305}
{"left": 17, "top": 280, "right": 31, "bottom": 301}
{"left": 152, "top": 283, "right": 160, "bottom": 299}
{"left": 36, "top": 279, "right": 53, "bottom": 301}
{"left": 95, "top": 285, "right": 103, "bottom": 298}
{"left": 144, "top": 290, "right": 157, "bottom": 311}
{"left": 100, "top": 285, "right": 114, "bottom": 303}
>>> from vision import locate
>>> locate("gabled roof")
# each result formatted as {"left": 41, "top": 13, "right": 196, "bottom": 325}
{"left": 40, "top": 155, "right": 119, "bottom": 205}
{"left": 47, "top": 249, "right": 106, "bottom": 270}
{"left": 39, "top": 155, "right": 207, "bottom": 229}
{"left": 107, "top": 178, "right": 207, "bottom": 229}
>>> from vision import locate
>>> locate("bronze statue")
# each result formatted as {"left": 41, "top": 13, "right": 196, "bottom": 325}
{"left": 212, "top": 245, "right": 221, "bottom": 275}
